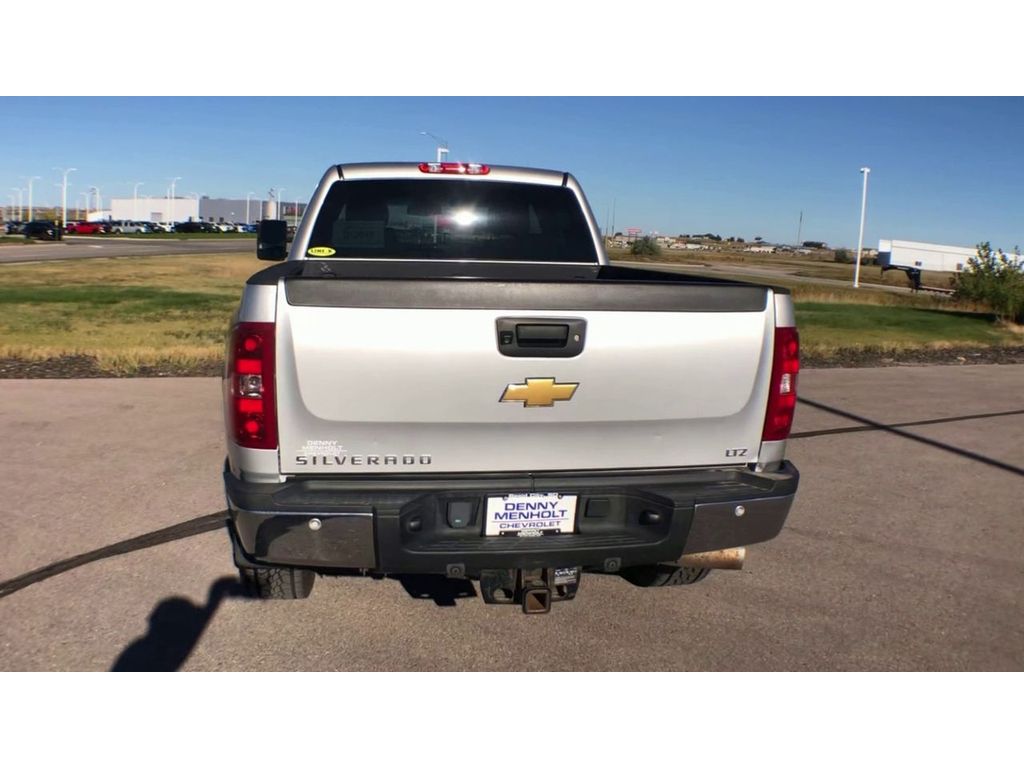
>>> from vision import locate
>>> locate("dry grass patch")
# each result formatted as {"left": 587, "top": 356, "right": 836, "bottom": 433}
{"left": 0, "top": 253, "right": 253, "bottom": 373}
{"left": 0, "top": 251, "right": 1020, "bottom": 374}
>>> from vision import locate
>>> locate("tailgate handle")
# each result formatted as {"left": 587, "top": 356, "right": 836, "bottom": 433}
{"left": 516, "top": 323, "right": 569, "bottom": 347}
{"left": 496, "top": 317, "right": 586, "bottom": 358}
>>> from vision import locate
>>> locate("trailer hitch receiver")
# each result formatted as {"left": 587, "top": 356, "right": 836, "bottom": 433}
{"left": 480, "top": 567, "right": 581, "bottom": 613}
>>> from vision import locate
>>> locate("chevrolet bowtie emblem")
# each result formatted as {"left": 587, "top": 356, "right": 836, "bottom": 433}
{"left": 500, "top": 378, "right": 579, "bottom": 408}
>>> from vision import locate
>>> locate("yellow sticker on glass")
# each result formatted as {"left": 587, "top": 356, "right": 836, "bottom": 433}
{"left": 307, "top": 246, "right": 336, "bottom": 257}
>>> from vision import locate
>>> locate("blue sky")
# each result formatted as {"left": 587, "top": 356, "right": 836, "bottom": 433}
{"left": 2, "top": 97, "right": 1021, "bottom": 250}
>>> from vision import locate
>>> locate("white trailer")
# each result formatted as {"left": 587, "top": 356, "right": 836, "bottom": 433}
{"left": 876, "top": 239, "right": 977, "bottom": 290}
{"left": 878, "top": 239, "right": 976, "bottom": 272}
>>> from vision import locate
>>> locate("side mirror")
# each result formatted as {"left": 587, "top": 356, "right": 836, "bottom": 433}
{"left": 257, "top": 219, "right": 288, "bottom": 261}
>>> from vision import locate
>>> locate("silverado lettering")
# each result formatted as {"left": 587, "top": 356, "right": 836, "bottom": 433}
{"left": 295, "top": 455, "right": 432, "bottom": 466}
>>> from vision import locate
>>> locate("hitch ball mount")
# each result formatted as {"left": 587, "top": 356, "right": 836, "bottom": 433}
{"left": 480, "top": 567, "right": 581, "bottom": 614}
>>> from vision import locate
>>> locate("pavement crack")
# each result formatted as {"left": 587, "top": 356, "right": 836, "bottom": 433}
{"left": 0, "top": 511, "right": 229, "bottom": 600}
{"left": 791, "top": 406, "right": 1024, "bottom": 439}
{"left": 796, "top": 398, "right": 1024, "bottom": 478}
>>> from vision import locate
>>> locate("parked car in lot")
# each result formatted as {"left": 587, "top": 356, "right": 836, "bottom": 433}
{"left": 65, "top": 221, "right": 106, "bottom": 234}
{"left": 5, "top": 221, "right": 25, "bottom": 235}
{"left": 23, "top": 221, "right": 59, "bottom": 240}
{"left": 110, "top": 220, "right": 149, "bottom": 234}
{"left": 173, "top": 220, "right": 219, "bottom": 233}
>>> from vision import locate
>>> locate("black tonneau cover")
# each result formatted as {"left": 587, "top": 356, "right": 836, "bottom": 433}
{"left": 281, "top": 261, "right": 770, "bottom": 313}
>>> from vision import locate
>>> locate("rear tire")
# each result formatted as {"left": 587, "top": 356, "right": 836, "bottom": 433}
{"left": 240, "top": 566, "right": 315, "bottom": 599}
{"left": 620, "top": 563, "right": 710, "bottom": 588}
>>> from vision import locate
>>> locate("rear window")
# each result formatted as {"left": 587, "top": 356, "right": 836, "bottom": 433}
{"left": 306, "top": 179, "right": 597, "bottom": 262}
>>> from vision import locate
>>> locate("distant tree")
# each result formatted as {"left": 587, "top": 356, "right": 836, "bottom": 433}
{"left": 754, "top": 236, "right": 763, "bottom": 242}
{"left": 833, "top": 248, "right": 852, "bottom": 263}
{"left": 614, "top": 231, "right": 622, "bottom": 237}
{"left": 630, "top": 236, "right": 661, "bottom": 258}
{"left": 737, "top": 237, "right": 745, "bottom": 243}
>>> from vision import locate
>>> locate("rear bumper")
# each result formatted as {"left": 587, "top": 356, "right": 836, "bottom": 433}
{"left": 225, "top": 462, "right": 798, "bottom": 574}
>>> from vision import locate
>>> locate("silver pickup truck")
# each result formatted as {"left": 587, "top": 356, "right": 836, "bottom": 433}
{"left": 223, "top": 161, "right": 800, "bottom": 613}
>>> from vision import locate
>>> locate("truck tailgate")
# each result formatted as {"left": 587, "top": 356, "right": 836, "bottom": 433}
{"left": 274, "top": 278, "right": 775, "bottom": 474}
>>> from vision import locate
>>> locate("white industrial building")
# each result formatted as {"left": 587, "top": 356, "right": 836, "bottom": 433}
{"left": 108, "top": 197, "right": 285, "bottom": 224}
{"left": 110, "top": 197, "right": 199, "bottom": 224}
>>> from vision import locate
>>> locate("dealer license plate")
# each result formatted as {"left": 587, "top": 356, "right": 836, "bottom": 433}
{"left": 485, "top": 493, "right": 578, "bottom": 537}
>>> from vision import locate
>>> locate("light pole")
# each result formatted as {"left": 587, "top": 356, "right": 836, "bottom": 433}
{"left": 293, "top": 198, "right": 299, "bottom": 227}
{"left": 277, "top": 188, "right": 285, "bottom": 220}
{"left": 24, "top": 176, "right": 40, "bottom": 221}
{"left": 87, "top": 187, "right": 101, "bottom": 220}
{"left": 420, "top": 131, "right": 449, "bottom": 163}
{"left": 10, "top": 188, "right": 23, "bottom": 221}
{"left": 133, "top": 182, "right": 144, "bottom": 220}
{"left": 55, "top": 168, "right": 76, "bottom": 229}
{"left": 167, "top": 177, "right": 181, "bottom": 224}
{"left": 246, "top": 192, "right": 255, "bottom": 225}
{"left": 854, "top": 167, "right": 871, "bottom": 289}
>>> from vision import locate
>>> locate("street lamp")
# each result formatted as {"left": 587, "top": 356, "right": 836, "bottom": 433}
{"left": 188, "top": 192, "right": 203, "bottom": 222}
{"left": 133, "top": 182, "right": 144, "bottom": 220}
{"left": 87, "top": 187, "right": 101, "bottom": 220}
{"left": 167, "top": 177, "right": 181, "bottom": 224}
{"left": 55, "top": 168, "right": 76, "bottom": 229}
{"left": 23, "top": 176, "right": 40, "bottom": 221}
{"left": 854, "top": 167, "right": 871, "bottom": 289}
{"left": 246, "top": 192, "right": 256, "bottom": 225}
{"left": 277, "top": 188, "right": 286, "bottom": 220}
{"left": 420, "top": 131, "right": 449, "bottom": 163}
{"left": 10, "top": 188, "right": 23, "bottom": 221}
{"left": 293, "top": 198, "right": 299, "bottom": 227}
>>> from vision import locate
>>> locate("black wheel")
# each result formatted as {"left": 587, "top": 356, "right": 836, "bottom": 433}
{"left": 239, "top": 566, "right": 315, "bottom": 599}
{"left": 620, "top": 563, "right": 710, "bottom": 588}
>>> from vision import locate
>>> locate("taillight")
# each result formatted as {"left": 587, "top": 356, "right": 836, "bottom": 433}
{"left": 418, "top": 162, "right": 490, "bottom": 175}
{"left": 228, "top": 321, "right": 277, "bottom": 450}
{"left": 762, "top": 327, "right": 800, "bottom": 442}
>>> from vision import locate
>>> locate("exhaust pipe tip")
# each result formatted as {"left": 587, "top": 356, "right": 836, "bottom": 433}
{"left": 679, "top": 547, "right": 746, "bottom": 571}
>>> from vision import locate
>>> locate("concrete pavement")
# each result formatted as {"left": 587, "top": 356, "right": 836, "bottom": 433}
{"left": 0, "top": 366, "right": 1021, "bottom": 670}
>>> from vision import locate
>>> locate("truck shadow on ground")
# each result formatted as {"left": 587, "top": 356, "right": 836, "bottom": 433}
{"left": 108, "top": 573, "right": 479, "bottom": 670}
{"left": 111, "top": 577, "right": 250, "bottom": 672}
{"left": 393, "top": 574, "right": 478, "bottom": 606}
